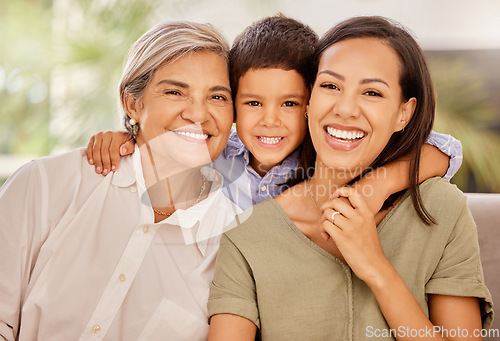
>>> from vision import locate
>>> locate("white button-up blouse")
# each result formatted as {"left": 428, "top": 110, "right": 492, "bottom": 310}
{"left": 0, "top": 147, "right": 242, "bottom": 341}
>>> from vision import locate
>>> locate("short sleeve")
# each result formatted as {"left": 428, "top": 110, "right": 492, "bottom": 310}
{"left": 425, "top": 131, "right": 463, "bottom": 180}
{"left": 425, "top": 200, "right": 493, "bottom": 329}
{"left": 208, "top": 234, "right": 260, "bottom": 328}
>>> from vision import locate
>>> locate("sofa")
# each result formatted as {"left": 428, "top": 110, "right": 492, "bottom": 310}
{"left": 467, "top": 193, "right": 500, "bottom": 338}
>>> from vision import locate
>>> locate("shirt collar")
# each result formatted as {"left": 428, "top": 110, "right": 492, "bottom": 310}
{"left": 132, "top": 144, "right": 147, "bottom": 193}
{"left": 175, "top": 168, "right": 241, "bottom": 255}
{"left": 223, "top": 127, "right": 249, "bottom": 162}
{"left": 110, "top": 152, "right": 136, "bottom": 188}
{"left": 224, "top": 128, "right": 300, "bottom": 176}
{"left": 131, "top": 144, "right": 241, "bottom": 256}
{"left": 268, "top": 148, "right": 300, "bottom": 177}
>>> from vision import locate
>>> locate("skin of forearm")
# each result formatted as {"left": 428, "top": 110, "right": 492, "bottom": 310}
{"left": 366, "top": 263, "right": 448, "bottom": 341}
{"left": 208, "top": 314, "right": 256, "bottom": 341}
{"left": 360, "top": 144, "right": 449, "bottom": 205}
{"left": 418, "top": 144, "right": 449, "bottom": 180}
{"left": 365, "top": 261, "right": 482, "bottom": 341}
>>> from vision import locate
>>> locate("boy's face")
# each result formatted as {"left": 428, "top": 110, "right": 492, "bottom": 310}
{"left": 235, "top": 68, "right": 309, "bottom": 176}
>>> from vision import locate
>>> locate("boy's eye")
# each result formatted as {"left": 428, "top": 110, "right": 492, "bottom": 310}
{"left": 364, "top": 90, "right": 382, "bottom": 97}
{"left": 245, "top": 101, "right": 261, "bottom": 107}
{"left": 320, "top": 83, "right": 339, "bottom": 90}
{"left": 283, "top": 101, "right": 298, "bottom": 107}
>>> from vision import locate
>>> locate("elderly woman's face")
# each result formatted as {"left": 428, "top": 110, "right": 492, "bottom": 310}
{"left": 127, "top": 51, "right": 233, "bottom": 169}
{"left": 307, "top": 37, "right": 415, "bottom": 173}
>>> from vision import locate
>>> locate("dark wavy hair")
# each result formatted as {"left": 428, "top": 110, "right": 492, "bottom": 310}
{"left": 229, "top": 14, "right": 318, "bottom": 104}
{"left": 295, "top": 16, "right": 436, "bottom": 225}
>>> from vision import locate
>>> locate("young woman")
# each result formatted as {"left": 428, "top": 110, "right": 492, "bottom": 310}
{"left": 208, "top": 16, "right": 492, "bottom": 341}
{"left": 0, "top": 21, "right": 240, "bottom": 341}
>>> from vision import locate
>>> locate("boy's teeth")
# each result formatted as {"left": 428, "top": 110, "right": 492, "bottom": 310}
{"left": 174, "top": 131, "right": 209, "bottom": 140}
{"left": 259, "top": 136, "right": 283, "bottom": 145}
{"left": 326, "top": 127, "right": 365, "bottom": 140}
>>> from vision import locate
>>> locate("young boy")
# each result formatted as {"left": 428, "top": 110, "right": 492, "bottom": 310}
{"left": 87, "top": 15, "right": 462, "bottom": 211}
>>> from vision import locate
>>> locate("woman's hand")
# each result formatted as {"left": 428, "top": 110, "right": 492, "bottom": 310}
{"left": 319, "top": 186, "right": 392, "bottom": 284}
{"left": 86, "top": 131, "right": 135, "bottom": 175}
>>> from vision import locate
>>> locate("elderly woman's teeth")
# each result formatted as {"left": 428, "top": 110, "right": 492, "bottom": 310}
{"left": 175, "top": 131, "right": 209, "bottom": 140}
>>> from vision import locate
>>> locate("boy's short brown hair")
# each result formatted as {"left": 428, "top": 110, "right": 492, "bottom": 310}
{"left": 229, "top": 14, "right": 318, "bottom": 99}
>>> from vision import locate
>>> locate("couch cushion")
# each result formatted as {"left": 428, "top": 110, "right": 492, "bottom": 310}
{"left": 467, "top": 193, "right": 500, "bottom": 336}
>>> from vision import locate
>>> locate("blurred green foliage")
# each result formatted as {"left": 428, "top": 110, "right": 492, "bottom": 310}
{"left": 0, "top": 0, "right": 55, "bottom": 155}
{"left": 0, "top": 0, "right": 156, "bottom": 155}
{"left": 430, "top": 58, "right": 500, "bottom": 192}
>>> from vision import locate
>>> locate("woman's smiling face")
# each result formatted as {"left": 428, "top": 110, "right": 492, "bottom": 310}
{"left": 125, "top": 50, "right": 233, "bottom": 170}
{"left": 308, "top": 37, "right": 416, "bottom": 174}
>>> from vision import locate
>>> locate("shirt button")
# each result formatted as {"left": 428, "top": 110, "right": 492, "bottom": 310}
{"left": 143, "top": 225, "right": 151, "bottom": 233}
{"left": 92, "top": 325, "right": 101, "bottom": 334}
{"left": 260, "top": 185, "right": 267, "bottom": 192}
{"left": 118, "top": 274, "right": 126, "bottom": 282}
{"left": 130, "top": 187, "right": 137, "bottom": 193}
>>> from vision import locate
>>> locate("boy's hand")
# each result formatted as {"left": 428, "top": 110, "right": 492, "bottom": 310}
{"left": 341, "top": 144, "right": 449, "bottom": 215}
{"left": 86, "top": 131, "right": 134, "bottom": 175}
{"left": 341, "top": 176, "right": 391, "bottom": 215}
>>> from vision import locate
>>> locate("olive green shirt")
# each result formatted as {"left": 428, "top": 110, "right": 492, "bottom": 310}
{"left": 208, "top": 178, "right": 493, "bottom": 340}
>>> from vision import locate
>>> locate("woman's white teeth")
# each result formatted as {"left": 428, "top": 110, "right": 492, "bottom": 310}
{"left": 259, "top": 136, "right": 283, "bottom": 144}
{"left": 175, "top": 131, "right": 209, "bottom": 140}
{"left": 326, "top": 127, "right": 365, "bottom": 140}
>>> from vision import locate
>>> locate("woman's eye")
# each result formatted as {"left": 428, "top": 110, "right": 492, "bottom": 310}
{"left": 283, "top": 101, "right": 298, "bottom": 107}
{"left": 211, "top": 94, "right": 228, "bottom": 101}
{"left": 165, "top": 90, "right": 181, "bottom": 96}
{"left": 365, "top": 90, "right": 382, "bottom": 97}
{"left": 320, "top": 83, "right": 338, "bottom": 90}
{"left": 245, "top": 101, "right": 261, "bottom": 107}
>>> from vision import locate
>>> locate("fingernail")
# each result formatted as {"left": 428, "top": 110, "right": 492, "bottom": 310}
{"left": 120, "top": 147, "right": 126, "bottom": 155}
{"left": 103, "top": 169, "right": 108, "bottom": 175}
{"left": 321, "top": 232, "right": 330, "bottom": 240}
{"left": 96, "top": 166, "right": 101, "bottom": 173}
{"left": 111, "top": 165, "right": 116, "bottom": 172}
{"left": 89, "top": 159, "right": 94, "bottom": 165}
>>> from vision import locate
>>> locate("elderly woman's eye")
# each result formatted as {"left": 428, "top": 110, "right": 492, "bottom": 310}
{"left": 165, "top": 90, "right": 181, "bottom": 96}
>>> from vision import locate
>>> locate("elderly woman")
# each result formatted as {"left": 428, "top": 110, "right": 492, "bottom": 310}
{"left": 0, "top": 21, "right": 240, "bottom": 340}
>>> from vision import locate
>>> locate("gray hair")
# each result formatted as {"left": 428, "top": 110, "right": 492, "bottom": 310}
{"left": 119, "top": 21, "right": 230, "bottom": 137}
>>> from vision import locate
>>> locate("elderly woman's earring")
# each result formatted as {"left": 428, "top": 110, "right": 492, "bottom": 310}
{"left": 304, "top": 111, "right": 308, "bottom": 118}
{"left": 129, "top": 118, "right": 139, "bottom": 138}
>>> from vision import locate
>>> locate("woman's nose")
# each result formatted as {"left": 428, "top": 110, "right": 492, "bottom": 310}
{"left": 181, "top": 98, "right": 211, "bottom": 124}
{"left": 333, "top": 93, "right": 360, "bottom": 120}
